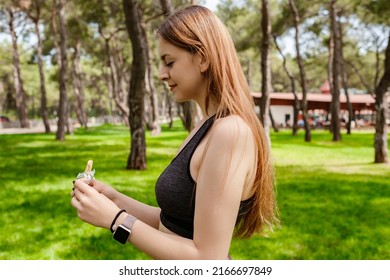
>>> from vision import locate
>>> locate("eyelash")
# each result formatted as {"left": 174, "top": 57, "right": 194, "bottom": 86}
{"left": 166, "top": 61, "right": 174, "bottom": 67}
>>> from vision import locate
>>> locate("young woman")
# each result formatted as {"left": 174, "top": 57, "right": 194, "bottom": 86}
{"left": 71, "top": 5, "right": 278, "bottom": 260}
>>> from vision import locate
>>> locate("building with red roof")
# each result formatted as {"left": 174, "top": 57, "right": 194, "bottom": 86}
{"left": 251, "top": 82, "right": 389, "bottom": 128}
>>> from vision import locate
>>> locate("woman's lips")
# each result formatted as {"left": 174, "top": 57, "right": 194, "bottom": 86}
{"left": 169, "top": 84, "right": 177, "bottom": 91}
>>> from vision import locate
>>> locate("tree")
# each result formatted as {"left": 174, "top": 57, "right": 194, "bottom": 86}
{"left": 352, "top": 0, "right": 389, "bottom": 163}
{"left": 273, "top": 34, "right": 299, "bottom": 134}
{"left": 374, "top": 34, "right": 390, "bottom": 163}
{"left": 99, "top": 27, "right": 130, "bottom": 126}
{"left": 70, "top": 39, "right": 88, "bottom": 128}
{"left": 160, "top": 0, "right": 174, "bottom": 16}
{"left": 53, "top": 0, "right": 69, "bottom": 141}
{"left": 20, "top": 0, "right": 51, "bottom": 133}
{"left": 338, "top": 16, "right": 353, "bottom": 135}
{"left": 64, "top": 2, "right": 93, "bottom": 129}
{"left": 4, "top": 4, "right": 30, "bottom": 128}
{"left": 143, "top": 6, "right": 161, "bottom": 136}
{"left": 123, "top": 0, "right": 147, "bottom": 170}
{"left": 329, "top": 0, "right": 341, "bottom": 141}
{"left": 77, "top": 0, "right": 131, "bottom": 125}
{"left": 289, "top": 0, "right": 311, "bottom": 142}
{"left": 259, "top": 0, "right": 272, "bottom": 137}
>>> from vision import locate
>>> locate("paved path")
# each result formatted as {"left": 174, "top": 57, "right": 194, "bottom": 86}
{"left": 0, "top": 125, "right": 57, "bottom": 135}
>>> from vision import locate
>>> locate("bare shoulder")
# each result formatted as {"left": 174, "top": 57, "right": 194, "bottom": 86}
{"left": 212, "top": 115, "right": 253, "bottom": 139}
{"left": 205, "top": 115, "right": 255, "bottom": 155}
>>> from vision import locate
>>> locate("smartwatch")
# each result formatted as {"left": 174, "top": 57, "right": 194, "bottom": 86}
{"left": 113, "top": 215, "right": 138, "bottom": 244}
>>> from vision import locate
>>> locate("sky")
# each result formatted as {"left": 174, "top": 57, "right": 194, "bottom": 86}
{"left": 203, "top": 0, "right": 220, "bottom": 11}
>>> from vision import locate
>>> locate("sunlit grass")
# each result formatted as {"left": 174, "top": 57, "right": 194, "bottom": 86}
{"left": 0, "top": 123, "right": 186, "bottom": 260}
{"left": 231, "top": 129, "right": 390, "bottom": 260}
{"left": 0, "top": 124, "right": 389, "bottom": 259}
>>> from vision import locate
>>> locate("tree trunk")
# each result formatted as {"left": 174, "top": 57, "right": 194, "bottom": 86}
{"left": 289, "top": 0, "right": 311, "bottom": 142}
{"left": 338, "top": 18, "right": 352, "bottom": 135}
{"left": 100, "top": 45, "right": 115, "bottom": 117}
{"left": 53, "top": 0, "right": 69, "bottom": 140}
{"left": 7, "top": 7, "right": 30, "bottom": 128}
{"left": 330, "top": 0, "right": 341, "bottom": 142}
{"left": 340, "top": 67, "right": 352, "bottom": 135}
{"left": 160, "top": 83, "right": 173, "bottom": 128}
{"left": 374, "top": 34, "right": 390, "bottom": 164}
{"left": 273, "top": 35, "right": 299, "bottom": 134}
{"left": 259, "top": 0, "right": 271, "bottom": 138}
{"left": 328, "top": 24, "right": 334, "bottom": 97}
{"left": 165, "top": 86, "right": 173, "bottom": 128}
{"left": 346, "top": 61, "right": 373, "bottom": 95}
{"left": 341, "top": 70, "right": 353, "bottom": 134}
{"left": 34, "top": 20, "right": 51, "bottom": 133}
{"left": 24, "top": 2, "right": 52, "bottom": 133}
{"left": 327, "top": 13, "right": 334, "bottom": 135}
{"left": 269, "top": 109, "right": 279, "bottom": 132}
{"left": 246, "top": 59, "right": 252, "bottom": 88}
{"left": 160, "top": 0, "right": 174, "bottom": 16}
{"left": 144, "top": 20, "right": 161, "bottom": 136}
{"left": 101, "top": 32, "right": 130, "bottom": 126}
{"left": 0, "top": 78, "right": 4, "bottom": 114}
{"left": 71, "top": 40, "right": 88, "bottom": 128}
{"left": 123, "top": 0, "right": 147, "bottom": 170}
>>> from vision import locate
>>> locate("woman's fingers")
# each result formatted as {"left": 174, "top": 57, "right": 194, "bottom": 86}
{"left": 70, "top": 194, "right": 81, "bottom": 209}
{"left": 74, "top": 179, "right": 92, "bottom": 194}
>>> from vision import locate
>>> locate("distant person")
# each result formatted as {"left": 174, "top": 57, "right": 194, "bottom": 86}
{"left": 71, "top": 5, "right": 279, "bottom": 260}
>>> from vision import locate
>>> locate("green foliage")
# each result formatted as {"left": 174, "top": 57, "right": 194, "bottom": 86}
{"left": 354, "top": 0, "right": 390, "bottom": 25}
{"left": 1, "top": 0, "right": 388, "bottom": 119}
{"left": 216, "top": 0, "right": 260, "bottom": 52}
{"left": 0, "top": 124, "right": 389, "bottom": 260}
{"left": 0, "top": 43, "right": 12, "bottom": 79}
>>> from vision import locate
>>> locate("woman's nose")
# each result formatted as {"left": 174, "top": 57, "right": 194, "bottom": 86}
{"left": 159, "top": 66, "right": 169, "bottom": 81}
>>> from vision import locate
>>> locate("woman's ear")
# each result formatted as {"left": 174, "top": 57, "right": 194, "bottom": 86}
{"left": 196, "top": 53, "right": 210, "bottom": 73}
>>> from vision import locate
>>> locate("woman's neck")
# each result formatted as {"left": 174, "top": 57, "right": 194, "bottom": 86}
{"left": 196, "top": 97, "right": 218, "bottom": 119}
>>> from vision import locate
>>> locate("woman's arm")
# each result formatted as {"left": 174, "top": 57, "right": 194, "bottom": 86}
{"left": 72, "top": 116, "right": 255, "bottom": 259}
{"left": 91, "top": 180, "right": 161, "bottom": 229}
{"left": 112, "top": 190, "right": 161, "bottom": 229}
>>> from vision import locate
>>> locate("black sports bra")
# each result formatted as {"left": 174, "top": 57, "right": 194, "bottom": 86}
{"left": 155, "top": 116, "right": 253, "bottom": 239}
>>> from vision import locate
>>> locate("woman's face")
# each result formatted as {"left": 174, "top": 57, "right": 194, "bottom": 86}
{"left": 158, "top": 38, "right": 208, "bottom": 104}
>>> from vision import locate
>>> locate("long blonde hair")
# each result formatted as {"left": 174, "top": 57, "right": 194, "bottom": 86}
{"left": 156, "top": 5, "right": 278, "bottom": 238}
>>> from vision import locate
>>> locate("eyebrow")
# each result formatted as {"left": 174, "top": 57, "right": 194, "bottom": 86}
{"left": 160, "top": 54, "right": 170, "bottom": 61}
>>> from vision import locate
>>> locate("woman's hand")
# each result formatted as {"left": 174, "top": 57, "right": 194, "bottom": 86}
{"left": 90, "top": 179, "right": 119, "bottom": 202}
{"left": 80, "top": 160, "right": 120, "bottom": 202}
{"left": 71, "top": 179, "right": 121, "bottom": 229}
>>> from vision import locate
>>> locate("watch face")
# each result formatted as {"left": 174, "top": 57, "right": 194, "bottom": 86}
{"left": 114, "top": 225, "right": 131, "bottom": 244}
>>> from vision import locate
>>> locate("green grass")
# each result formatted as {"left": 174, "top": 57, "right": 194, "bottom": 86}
{"left": 0, "top": 123, "right": 389, "bottom": 260}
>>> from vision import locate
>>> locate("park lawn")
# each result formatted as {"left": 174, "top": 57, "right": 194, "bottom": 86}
{"left": 0, "top": 123, "right": 389, "bottom": 260}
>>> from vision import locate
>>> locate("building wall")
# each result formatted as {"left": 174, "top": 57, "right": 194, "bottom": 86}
{"left": 270, "top": 105, "right": 294, "bottom": 127}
